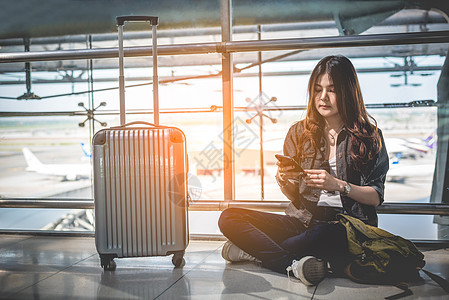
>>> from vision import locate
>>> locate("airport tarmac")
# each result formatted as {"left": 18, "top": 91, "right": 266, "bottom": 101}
{"left": 0, "top": 135, "right": 440, "bottom": 239}
{"left": 0, "top": 147, "right": 434, "bottom": 202}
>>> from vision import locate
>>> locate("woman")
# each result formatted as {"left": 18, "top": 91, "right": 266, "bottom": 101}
{"left": 218, "top": 55, "right": 389, "bottom": 285}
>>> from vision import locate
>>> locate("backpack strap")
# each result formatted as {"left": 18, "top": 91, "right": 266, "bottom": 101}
{"left": 383, "top": 267, "right": 449, "bottom": 299}
{"left": 420, "top": 268, "right": 449, "bottom": 294}
{"left": 385, "top": 282, "right": 413, "bottom": 300}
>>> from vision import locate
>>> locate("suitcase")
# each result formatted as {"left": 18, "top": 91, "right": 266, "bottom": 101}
{"left": 92, "top": 16, "right": 189, "bottom": 271}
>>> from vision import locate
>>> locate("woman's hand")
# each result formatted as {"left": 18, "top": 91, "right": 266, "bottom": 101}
{"left": 305, "top": 169, "right": 381, "bottom": 206}
{"left": 276, "top": 161, "right": 302, "bottom": 183}
{"left": 304, "top": 169, "right": 343, "bottom": 192}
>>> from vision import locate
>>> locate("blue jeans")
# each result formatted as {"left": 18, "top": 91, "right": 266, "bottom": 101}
{"left": 218, "top": 208, "right": 348, "bottom": 274}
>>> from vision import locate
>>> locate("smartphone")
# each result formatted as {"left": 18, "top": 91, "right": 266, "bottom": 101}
{"left": 275, "top": 154, "right": 304, "bottom": 174}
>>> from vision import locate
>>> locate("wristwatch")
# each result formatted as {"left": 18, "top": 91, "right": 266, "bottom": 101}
{"left": 341, "top": 182, "right": 351, "bottom": 196}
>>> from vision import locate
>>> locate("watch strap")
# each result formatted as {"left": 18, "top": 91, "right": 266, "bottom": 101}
{"left": 342, "top": 182, "right": 351, "bottom": 195}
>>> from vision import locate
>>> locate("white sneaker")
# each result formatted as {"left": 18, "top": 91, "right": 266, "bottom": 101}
{"left": 221, "top": 241, "right": 260, "bottom": 262}
{"left": 286, "top": 256, "right": 326, "bottom": 286}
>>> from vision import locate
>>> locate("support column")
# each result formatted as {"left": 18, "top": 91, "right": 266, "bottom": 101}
{"left": 221, "top": 0, "right": 235, "bottom": 201}
{"left": 24, "top": 38, "right": 31, "bottom": 95}
{"left": 431, "top": 47, "right": 449, "bottom": 239}
{"left": 258, "top": 25, "right": 264, "bottom": 200}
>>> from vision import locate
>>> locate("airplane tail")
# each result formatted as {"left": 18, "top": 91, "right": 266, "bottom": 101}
{"left": 22, "top": 148, "right": 44, "bottom": 171}
{"left": 80, "top": 142, "right": 92, "bottom": 159}
{"left": 392, "top": 153, "right": 402, "bottom": 165}
{"left": 425, "top": 131, "right": 436, "bottom": 149}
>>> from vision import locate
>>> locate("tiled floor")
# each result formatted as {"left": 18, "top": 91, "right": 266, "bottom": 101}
{"left": 0, "top": 235, "right": 448, "bottom": 299}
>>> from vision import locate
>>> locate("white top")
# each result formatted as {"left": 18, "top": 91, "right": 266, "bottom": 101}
{"left": 317, "top": 156, "right": 343, "bottom": 208}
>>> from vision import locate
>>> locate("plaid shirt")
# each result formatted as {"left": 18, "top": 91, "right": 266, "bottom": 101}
{"left": 277, "top": 120, "right": 389, "bottom": 228}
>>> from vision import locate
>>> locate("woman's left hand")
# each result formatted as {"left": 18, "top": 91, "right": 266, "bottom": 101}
{"left": 304, "top": 169, "right": 341, "bottom": 192}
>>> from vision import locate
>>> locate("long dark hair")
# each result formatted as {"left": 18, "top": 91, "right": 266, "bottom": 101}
{"left": 298, "top": 55, "right": 381, "bottom": 169}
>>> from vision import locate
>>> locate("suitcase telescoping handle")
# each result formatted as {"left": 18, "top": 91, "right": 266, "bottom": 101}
{"left": 116, "top": 16, "right": 158, "bottom": 26}
{"left": 110, "top": 121, "right": 167, "bottom": 129}
{"left": 116, "top": 16, "right": 159, "bottom": 126}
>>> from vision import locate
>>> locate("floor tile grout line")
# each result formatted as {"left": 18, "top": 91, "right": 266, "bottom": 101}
{"left": 9, "top": 252, "right": 98, "bottom": 297}
{"left": 154, "top": 241, "right": 225, "bottom": 299}
{"left": 311, "top": 284, "right": 318, "bottom": 299}
{"left": 1, "top": 235, "right": 37, "bottom": 298}
{"left": 155, "top": 242, "right": 317, "bottom": 299}
{"left": 245, "top": 293, "right": 274, "bottom": 299}
{"left": 0, "top": 235, "right": 36, "bottom": 250}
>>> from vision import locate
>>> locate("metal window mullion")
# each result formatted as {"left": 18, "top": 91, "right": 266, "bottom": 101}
{"left": 2, "top": 31, "right": 449, "bottom": 63}
{"left": 221, "top": 0, "right": 235, "bottom": 201}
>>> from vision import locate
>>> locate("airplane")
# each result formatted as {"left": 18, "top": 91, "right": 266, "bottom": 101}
{"left": 189, "top": 143, "right": 280, "bottom": 177}
{"left": 386, "top": 153, "right": 435, "bottom": 183}
{"left": 22, "top": 147, "right": 91, "bottom": 181}
{"left": 384, "top": 131, "right": 436, "bottom": 160}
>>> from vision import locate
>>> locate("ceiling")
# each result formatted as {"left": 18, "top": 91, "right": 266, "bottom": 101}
{"left": 0, "top": 0, "right": 448, "bottom": 91}
{"left": 0, "top": 0, "right": 448, "bottom": 39}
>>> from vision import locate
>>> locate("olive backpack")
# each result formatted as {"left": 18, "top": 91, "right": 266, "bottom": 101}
{"left": 337, "top": 214, "right": 449, "bottom": 300}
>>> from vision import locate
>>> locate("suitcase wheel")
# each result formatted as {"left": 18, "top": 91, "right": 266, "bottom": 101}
{"left": 103, "top": 259, "right": 116, "bottom": 271}
{"left": 100, "top": 254, "right": 117, "bottom": 271}
{"left": 172, "top": 251, "right": 185, "bottom": 267}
